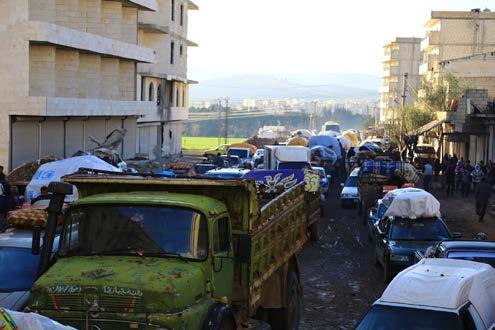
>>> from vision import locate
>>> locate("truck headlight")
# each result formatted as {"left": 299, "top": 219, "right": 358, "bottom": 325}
{"left": 390, "top": 254, "right": 409, "bottom": 262}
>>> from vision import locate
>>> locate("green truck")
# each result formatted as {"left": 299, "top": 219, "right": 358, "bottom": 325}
{"left": 28, "top": 172, "right": 309, "bottom": 329}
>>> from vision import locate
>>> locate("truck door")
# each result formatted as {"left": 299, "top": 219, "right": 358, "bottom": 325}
{"left": 211, "top": 217, "right": 234, "bottom": 301}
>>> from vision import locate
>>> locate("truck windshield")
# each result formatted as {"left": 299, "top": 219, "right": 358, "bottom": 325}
{"left": 324, "top": 124, "right": 341, "bottom": 132}
{"left": 59, "top": 205, "right": 208, "bottom": 260}
{"left": 278, "top": 162, "right": 310, "bottom": 170}
{"left": 356, "top": 305, "right": 463, "bottom": 330}
{"left": 390, "top": 218, "right": 450, "bottom": 241}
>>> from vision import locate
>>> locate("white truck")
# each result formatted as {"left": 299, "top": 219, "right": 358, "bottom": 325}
{"left": 264, "top": 145, "right": 311, "bottom": 170}
{"left": 356, "top": 258, "right": 495, "bottom": 329}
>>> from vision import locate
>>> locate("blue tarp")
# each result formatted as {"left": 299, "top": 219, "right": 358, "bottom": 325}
{"left": 310, "top": 146, "right": 337, "bottom": 165}
{"left": 309, "top": 136, "right": 342, "bottom": 159}
{"left": 243, "top": 170, "right": 305, "bottom": 192}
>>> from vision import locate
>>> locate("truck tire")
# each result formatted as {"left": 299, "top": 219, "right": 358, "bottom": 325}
{"left": 309, "top": 221, "right": 319, "bottom": 241}
{"left": 269, "top": 270, "right": 301, "bottom": 330}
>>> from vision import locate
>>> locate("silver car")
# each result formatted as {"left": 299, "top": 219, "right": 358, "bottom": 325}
{"left": 340, "top": 168, "right": 359, "bottom": 207}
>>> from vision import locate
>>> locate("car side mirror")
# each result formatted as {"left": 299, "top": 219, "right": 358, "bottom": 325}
{"left": 32, "top": 225, "right": 41, "bottom": 255}
{"left": 235, "top": 234, "right": 251, "bottom": 263}
{"left": 452, "top": 232, "right": 462, "bottom": 239}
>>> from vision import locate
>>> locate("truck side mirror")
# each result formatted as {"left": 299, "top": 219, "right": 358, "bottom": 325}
{"left": 235, "top": 234, "right": 251, "bottom": 263}
{"left": 32, "top": 225, "right": 41, "bottom": 255}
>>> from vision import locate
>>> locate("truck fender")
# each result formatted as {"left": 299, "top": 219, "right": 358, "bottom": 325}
{"left": 202, "top": 302, "right": 235, "bottom": 330}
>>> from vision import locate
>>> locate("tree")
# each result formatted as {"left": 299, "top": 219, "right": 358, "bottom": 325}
{"left": 417, "top": 73, "right": 465, "bottom": 112}
{"left": 386, "top": 105, "right": 435, "bottom": 150}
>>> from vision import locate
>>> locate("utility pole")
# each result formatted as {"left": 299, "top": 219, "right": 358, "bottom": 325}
{"left": 400, "top": 73, "right": 409, "bottom": 137}
{"left": 217, "top": 99, "right": 222, "bottom": 146}
{"left": 224, "top": 98, "right": 229, "bottom": 144}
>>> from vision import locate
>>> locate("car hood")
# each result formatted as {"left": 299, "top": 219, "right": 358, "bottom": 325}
{"left": 0, "top": 291, "right": 29, "bottom": 311}
{"left": 341, "top": 187, "right": 358, "bottom": 195}
{"left": 30, "top": 256, "right": 208, "bottom": 313}
{"left": 389, "top": 240, "right": 437, "bottom": 255}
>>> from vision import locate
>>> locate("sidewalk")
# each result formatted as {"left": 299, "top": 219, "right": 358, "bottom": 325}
{"left": 430, "top": 185, "right": 495, "bottom": 239}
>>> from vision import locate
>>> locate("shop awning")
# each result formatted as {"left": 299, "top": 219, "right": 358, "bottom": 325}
{"left": 413, "top": 119, "right": 446, "bottom": 135}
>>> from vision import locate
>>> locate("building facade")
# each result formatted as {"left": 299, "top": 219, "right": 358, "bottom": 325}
{"left": 136, "top": 0, "right": 198, "bottom": 159}
{"left": 379, "top": 37, "right": 422, "bottom": 124}
{"left": 420, "top": 10, "right": 495, "bottom": 86}
{"left": 0, "top": 0, "right": 159, "bottom": 169}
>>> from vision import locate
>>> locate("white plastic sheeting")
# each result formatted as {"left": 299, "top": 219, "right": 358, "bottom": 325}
{"left": 26, "top": 156, "right": 121, "bottom": 202}
{"left": 337, "top": 135, "right": 353, "bottom": 150}
{"left": 383, "top": 188, "right": 441, "bottom": 219}
{"left": 4, "top": 310, "right": 76, "bottom": 329}
{"left": 318, "top": 130, "right": 339, "bottom": 137}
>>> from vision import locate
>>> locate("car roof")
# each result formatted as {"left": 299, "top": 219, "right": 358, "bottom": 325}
{"left": 380, "top": 258, "right": 495, "bottom": 311}
{"left": 441, "top": 240, "right": 495, "bottom": 251}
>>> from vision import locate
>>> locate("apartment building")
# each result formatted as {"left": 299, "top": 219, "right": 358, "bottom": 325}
{"left": 420, "top": 10, "right": 495, "bottom": 86}
{"left": 0, "top": 0, "right": 158, "bottom": 169}
{"left": 417, "top": 9, "right": 495, "bottom": 161}
{"left": 379, "top": 37, "right": 422, "bottom": 124}
{"left": 136, "top": 0, "right": 198, "bottom": 158}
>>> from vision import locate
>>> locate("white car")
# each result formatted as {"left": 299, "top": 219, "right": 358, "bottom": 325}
{"left": 340, "top": 168, "right": 359, "bottom": 207}
{"left": 356, "top": 258, "right": 495, "bottom": 329}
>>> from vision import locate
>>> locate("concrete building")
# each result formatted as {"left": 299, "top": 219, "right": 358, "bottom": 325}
{"left": 379, "top": 37, "right": 422, "bottom": 124}
{"left": 0, "top": 0, "right": 159, "bottom": 169}
{"left": 136, "top": 0, "right": 198, "bottom": 159}
{"left": 420, "top": 9, "right": 495, "bottom": 86}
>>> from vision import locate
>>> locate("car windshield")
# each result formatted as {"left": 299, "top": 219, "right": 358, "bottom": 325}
{"left": 0, "top": 247, "right": 39, "bottom": 291}
{"left": 447, "top": 251, "right": 495, "bottom": 267}
{"left": 415, "top": 146, "right": 435, "bottom": 154}
{"left": 278, "top": 162, "right": 310, "bottom": 170}
{"left": 60, "top": 205, "right": 208, "bottom": 260}
{"left": 229, "top": 149, "right": 249, "bottom": 158}
{"left": 356, "top": 305, "right": 463, "bottom": 330}
{"left": 325, "top": 124, "right": 340, "bottom": 132}
{"left": 345, "top": 176, "right": 358, "bottom": 187}
{"left": 390, "top": 218, "right": 450, "bottom": 241}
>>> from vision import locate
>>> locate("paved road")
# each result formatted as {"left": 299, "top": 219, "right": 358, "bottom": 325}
{"left": 299, "top": 181, "right": 386, "bottom": 329}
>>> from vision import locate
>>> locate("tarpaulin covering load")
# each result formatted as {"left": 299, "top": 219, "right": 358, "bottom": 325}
{"left": 383, "top": 188, "right": 441, "bottom": 219}
{"left": 0, "top": 309, "right": 75, "bottom": 329}
{"left": 310, "top": 146, "right": 337, "bottom": 164}
{"left": 360, "top": 161, "right": 419, "bottom": 184}
{"left": 26, "top": 156, "right": 120, "bottom": 202}
{"left": 309, "top": 136, "right": 342, "bottom": 159}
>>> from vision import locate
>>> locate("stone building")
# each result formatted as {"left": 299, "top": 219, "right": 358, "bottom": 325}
{"left": 0, "top": 0, "right": 160, "bottom": 169}
{"left": 379, "top": 37, "right": 422, "bottom": 123}
{"left": 136, "top": 0, "right": 198, "bottom": 159}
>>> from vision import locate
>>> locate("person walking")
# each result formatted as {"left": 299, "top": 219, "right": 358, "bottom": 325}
{"left": 455, "top": 163, "right": 464, "bottom": 193}
{"left": 462, "top": 164, "right": 472, "bottom": 197}
{"left": 423, "top": 161, "right": 433, "bottom": 192}
{"left": 445, "top": 162, "right": 456, "bottom": 197}
{"left": 475, "top": 178, "right": 492, "bottom": 222}
{"left": 433, "top": 158, "right": 441, "bottom": 183}
{"left": 471, "top": 164, "right": 485, "bottom": 193}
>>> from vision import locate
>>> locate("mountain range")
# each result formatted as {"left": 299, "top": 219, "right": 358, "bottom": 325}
{"left": 189, "top": 73, "right": 380, "bottom": 102}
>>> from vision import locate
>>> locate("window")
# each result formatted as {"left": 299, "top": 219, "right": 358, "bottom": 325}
{"left": 180, "top": 4, "right": 184, "bottom": 26}
{"left": 170, "top": 41, "right": 175, "bottom": 64}
{"left": 157, "top": 84, "right": 162, "bottom": 106}
{"left": 171, "top": 0, "right": 175, "bottom": 21}
{"left": 148, "top": 82, "right": 154, "bottom": 101}
{"left": 176, "top": 89, "right": 179, "bottom": 107}
{"left": 182, "top": 86, "right": 186, "bottom": 106}
{"left": 214, "top": 217, "right": 230, "bottom": 253}
{"left": 180, "top": 44, "right": 183, "bottom": 56}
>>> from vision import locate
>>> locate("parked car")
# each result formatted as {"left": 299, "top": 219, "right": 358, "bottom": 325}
{"left": 413, "top": 144, "right": 437, "bottom": 169}
{"left": 0, "top": 228, "right": 59, "bottom": 311}
{"left": 356, "top": 258, "right": 495, "bottom": 330}
{"left": 416, "top": 240, "right": 495, "bottom": 267}
{"left": 205, "top": 168, "right": 250, "bottom": 179}
{"left": 340, "top": 168, "right": 359, "bottom": 207}
{"left": 374, "top": 216, "right": 458, "bottom": 282}
{"left": 367, "top": 199, "right": 388, "bottom": 240}
{"left": 203, "top": 144, "right": 230, "bottom": 159}
{"left": 194, "top": 163, "right": 217, "bottom": 175}
{"left": 313, "top": 166, "right": 330, "bottom": 196}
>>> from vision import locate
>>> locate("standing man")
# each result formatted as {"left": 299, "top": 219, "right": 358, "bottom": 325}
{"left": 475, "top": 178, "right": 492, "bottom": 222}
{"left": 471, "top": 164, "right": 484, "bottom": 193}
{"left": 445, "top": 162, "right": 456, "bottom": 197}
{"left": 423, "top": 161, "right": 433, "bottom": 192}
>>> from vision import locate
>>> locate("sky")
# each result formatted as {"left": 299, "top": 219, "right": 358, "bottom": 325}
{"left": 187, "top": 0, "right": 494, "bottom": 80}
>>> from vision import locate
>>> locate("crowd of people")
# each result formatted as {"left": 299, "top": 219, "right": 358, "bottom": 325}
{"left": 428, "top": 155, "right": 495, "bottom": 222}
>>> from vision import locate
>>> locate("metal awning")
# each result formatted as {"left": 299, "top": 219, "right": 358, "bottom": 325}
{"left": 413, "top": 119, "right": 446, "bottom": 135}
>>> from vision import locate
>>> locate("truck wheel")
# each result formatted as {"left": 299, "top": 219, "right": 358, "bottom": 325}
{"left": 270, "top": 270, "right": 301, "bottom": 330}
{"left": 309, "top": 221, "right": 319, "bottom": 241}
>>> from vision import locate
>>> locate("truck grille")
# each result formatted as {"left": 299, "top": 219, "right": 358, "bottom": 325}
{"left": 48, "top": 294, "right": 145, "bottom": 313}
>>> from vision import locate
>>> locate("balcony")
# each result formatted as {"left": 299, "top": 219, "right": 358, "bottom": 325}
{"left": 28, "top": 21, "right": 156, "bottom": 63}
{"left": 381, "top": 66, "right": 400, "bottom": 77}
{"left": 383, "top": 49, "right": 400, "bottom": 62}
{"left": 421, "top": 31, "right": 440, "bottom": 52}
{"left": 168, "top": 107, "right": 189, "bottom": 121}
{"left": 379, "top": 81, "right": 399, "bottom": 94}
